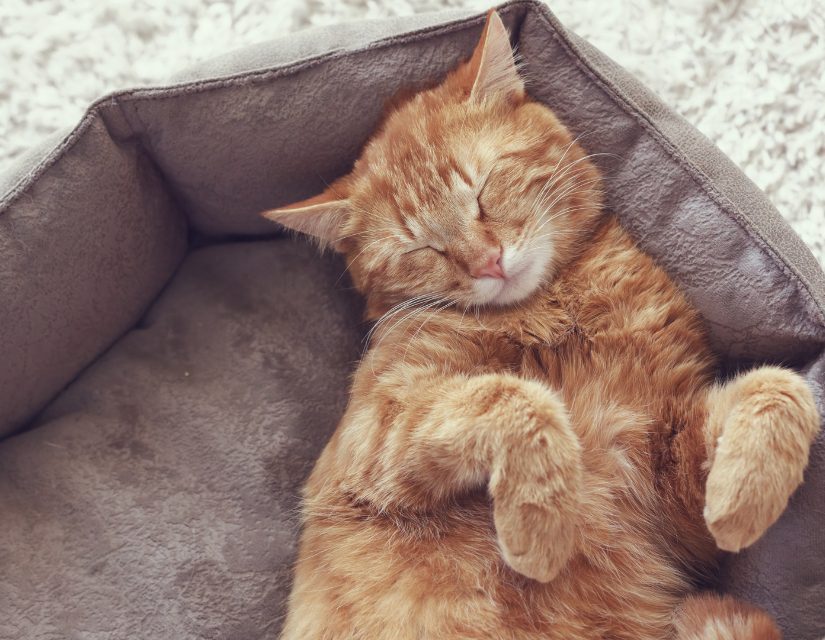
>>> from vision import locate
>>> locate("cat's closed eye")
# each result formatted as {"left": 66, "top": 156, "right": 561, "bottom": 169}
{"left": 404, "top": 244, "right": 445, "bottom": 256}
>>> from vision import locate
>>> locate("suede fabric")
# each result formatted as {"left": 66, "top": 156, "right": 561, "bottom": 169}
{"left": 0, "top": 240, "right": 363, "bottom": 639}
{"left": 1, "top": 1, "right": 823, "bottom": 637}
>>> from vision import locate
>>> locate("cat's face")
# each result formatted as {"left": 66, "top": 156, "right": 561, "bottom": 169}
{"left": 264, "top": 11, "right": 603, "bottom": 314}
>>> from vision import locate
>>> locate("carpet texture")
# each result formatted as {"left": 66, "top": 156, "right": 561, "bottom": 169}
{"left": 1, "top": 0, "right": 822, "bottom": 266}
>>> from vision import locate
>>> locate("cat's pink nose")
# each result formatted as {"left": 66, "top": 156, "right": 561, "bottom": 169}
{"left": 471, "top": 248, "right": 505, "bottom": 279}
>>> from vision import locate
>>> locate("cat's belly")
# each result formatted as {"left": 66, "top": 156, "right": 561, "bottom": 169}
{"left": 283, "top": 359, "right": 715, "bottom": 639}
{"left": 284, "top": 473, "right": 690, "bottom": 640}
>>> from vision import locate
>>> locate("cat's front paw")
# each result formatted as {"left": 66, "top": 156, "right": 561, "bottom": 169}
{"left": 704, "top": 367, "right": 820, "bottom": 552}
{"left": 490, "top": 401, "right": 582, "bottom": 582}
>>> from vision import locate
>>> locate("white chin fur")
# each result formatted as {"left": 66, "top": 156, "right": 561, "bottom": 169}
{"left": 471, "top": 242, "right": 552, "bottom": 306}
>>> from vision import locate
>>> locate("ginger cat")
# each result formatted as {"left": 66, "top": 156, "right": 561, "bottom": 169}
{"left": 263, "top": 11, "right": 820, "bottom": 639}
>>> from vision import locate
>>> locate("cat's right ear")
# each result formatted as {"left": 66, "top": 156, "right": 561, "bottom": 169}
{"left": 261, "top": 189, "right": 349, "bottom": 250}
{"left": 466, "top": 10, "right": 524, "bottom": 101}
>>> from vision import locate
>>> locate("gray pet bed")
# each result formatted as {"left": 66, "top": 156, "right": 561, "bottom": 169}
{"left": 1, "top": 2, "right": 823, "bottom": 638}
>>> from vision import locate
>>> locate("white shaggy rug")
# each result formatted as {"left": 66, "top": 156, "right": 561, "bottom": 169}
{"left": 1, "top": 0, "right": 823, "bottom": 265}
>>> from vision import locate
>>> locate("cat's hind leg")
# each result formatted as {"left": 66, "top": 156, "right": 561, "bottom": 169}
{"left": 703, "top": 366, "right": 819, "bottom": 552}
{"left": 673, "top": 593, "right": 780, "bottom": 639}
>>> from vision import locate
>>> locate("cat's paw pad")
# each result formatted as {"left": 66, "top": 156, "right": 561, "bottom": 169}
{"left": 705, "top": 368, "right": 820, "bottom": 552}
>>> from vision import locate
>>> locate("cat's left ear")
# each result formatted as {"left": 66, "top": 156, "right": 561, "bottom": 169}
{"left": 467, "top": 10, "right": 524, "bottom": 101}
{"left": 261, "top": 188, "right": 349, "bottom": 249}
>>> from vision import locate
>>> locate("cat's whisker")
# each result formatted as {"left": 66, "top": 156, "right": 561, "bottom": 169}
{"left": 537, "top": 171, "right": 604, "bottom": 214}
{"left": 537, "top": 151, "right": 616, "bottom": 202}
{"left": 366, "top": 293, "right": 447, "bottom": 362}
{"left": 533, "top": 178, "right": 605, "bottom": 228}
{"left": 400, "top": 298, "right": 456, "bottom": 365}
{"left": 533, "top": 197, "right": 602, "bottom": 236}
{"left": 387, "top": 295, "right": 450, "bottom": 339}
{"left": 528, "top": 201, "right": 603, "bottom": 239}
{"left": 540, "top": 152, "right": 602, "bottom": 194}
{"left": 369, "top": 294, "right": 438, "bottom": 334}
{"left": 456, "top": 300, "right": 471, "bottom": 332}
{"left": 521, "top": 164, "right": 604, "bottom": 239}
{"left": 549, "top": 133, "right": 587, "bottom": 178}
{"left": 363, "top": 293, "right": 439, "bottom": 352}
{"left": 364, "top": 296, "right": 422, "bottom": 340}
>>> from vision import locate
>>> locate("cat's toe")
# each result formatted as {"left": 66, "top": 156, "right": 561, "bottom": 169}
{"left": 704, "top": 442, "right": 802, "bottom": 552}
{"left": 704, "top": 496, "right": 769, "bottom": 553}
{"left": 704, "top": 437, "right": 798, "bottom": 553}
{"left": 494, "top": 501, "right": 574, "bottom": 582}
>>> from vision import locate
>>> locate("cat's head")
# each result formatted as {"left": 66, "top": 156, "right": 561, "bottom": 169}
{"left": 263, "top": 10, "right": 603, "bottom": 316}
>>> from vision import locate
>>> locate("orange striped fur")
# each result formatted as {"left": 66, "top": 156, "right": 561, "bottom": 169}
{"left": 264, "top": 11, "right": 819, "bottom": 639}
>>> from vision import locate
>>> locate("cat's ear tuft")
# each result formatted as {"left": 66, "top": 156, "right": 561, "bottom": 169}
{"left": 261, "top": 189, "right": 349, "bottom": 249}
{"left": 467, "top": 10, "right": 524, "bottom": 101}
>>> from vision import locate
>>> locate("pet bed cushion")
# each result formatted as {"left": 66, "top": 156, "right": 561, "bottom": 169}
{"left": 1, "top": 2, "right": 823, "bottom": 637}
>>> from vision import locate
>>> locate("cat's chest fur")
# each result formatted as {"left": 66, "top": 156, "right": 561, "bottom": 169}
{"left": 473, "top": 293, "right": 587, "bottom": 381}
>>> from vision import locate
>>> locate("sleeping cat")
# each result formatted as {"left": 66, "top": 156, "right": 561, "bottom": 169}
{"left": 263, "top": 11, "right": 820, "bottom": 639}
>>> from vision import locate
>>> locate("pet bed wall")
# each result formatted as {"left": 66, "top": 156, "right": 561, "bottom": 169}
{"left": 1, "top": 2, "right": 823, "bottom": 638}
